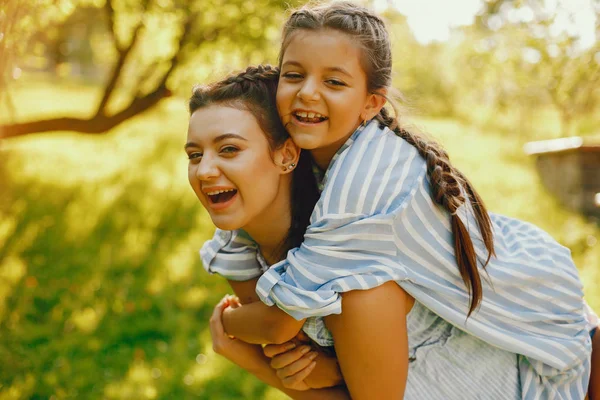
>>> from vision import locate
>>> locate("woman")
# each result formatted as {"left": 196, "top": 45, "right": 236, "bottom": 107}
{"left": 187, "top": 64, "right": 348, "bottom": 398}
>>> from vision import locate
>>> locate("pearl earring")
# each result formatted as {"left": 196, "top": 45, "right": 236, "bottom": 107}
{"left": 288, "top": 163, "right": 296, "bottom": 170}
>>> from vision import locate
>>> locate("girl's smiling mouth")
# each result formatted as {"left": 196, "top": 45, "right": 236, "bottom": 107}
{"left": 292, "top": 110, "right": 328, "bottom": 124}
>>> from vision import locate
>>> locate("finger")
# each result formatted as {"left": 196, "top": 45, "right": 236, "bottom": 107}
{"left": 271, "top": 345, "right": 312, "bottom": 369}
{"left": 295, "top": 330, "right": 310, "bottom": 343}
{"left": 276, "top": 351, "right": 318, "bottom": 379}
{"left": 263, "top": 342, "right": 296, "bottom": 358}
{"left": 281, "top": 361, "right": 317, "bottom": 388}
{"left": 209, "top": 296, "right": 230, "bottom": 336}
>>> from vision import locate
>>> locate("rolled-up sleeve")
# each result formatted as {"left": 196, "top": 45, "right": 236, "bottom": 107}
{"left": 200, "top": 229, "right": 263, "bottom": 281}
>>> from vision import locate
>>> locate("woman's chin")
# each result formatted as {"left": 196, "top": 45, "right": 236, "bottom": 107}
{"left": 213, "top": 219, "right": 243, "bottom": 231}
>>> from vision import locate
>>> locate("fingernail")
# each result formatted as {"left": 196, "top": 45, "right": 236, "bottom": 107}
{"left": 309, "top": 361, "right": 317, "bottom": 369}
{"left": 308, "top": 352, "right": 318, "bottom": 360}
{"left": 286, "top": 343, "right": 296, "bottom": 350}
{"left": 300, "top": 346, "right": 311, "bottom": 354}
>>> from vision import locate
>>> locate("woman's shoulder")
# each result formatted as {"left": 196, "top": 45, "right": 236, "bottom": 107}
{"left": 199, "top": 229, "right": 265, "bottom": 281}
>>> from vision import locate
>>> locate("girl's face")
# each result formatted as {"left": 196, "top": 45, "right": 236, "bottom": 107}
{"left": 186, "top": 105, "right": 290, "bottom": 231}
{"left": 277, "top": 28, "right": 373, "bottom": 169}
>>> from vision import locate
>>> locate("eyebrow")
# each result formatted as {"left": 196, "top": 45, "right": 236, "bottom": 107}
{"left": 281, "top": 61, "right": 353, "bottom": 78}
{"left": 184, "top": 133, "right": 248, "bottom": 150}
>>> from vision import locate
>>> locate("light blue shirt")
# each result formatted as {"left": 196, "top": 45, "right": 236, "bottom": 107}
{"left": 201, "top": 120, "right": 591, "bottom": 399}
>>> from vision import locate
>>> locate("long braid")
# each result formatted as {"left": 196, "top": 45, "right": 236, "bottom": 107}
{"left": 376, "top": 107, "right": 495, "bottom": 315}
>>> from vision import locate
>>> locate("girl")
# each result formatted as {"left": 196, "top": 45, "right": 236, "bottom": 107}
{"left": 202, "top": 2, "right": 593, "bottom": 399}
{"left": 187, "top": 65, "right": 348, "bottom": 398}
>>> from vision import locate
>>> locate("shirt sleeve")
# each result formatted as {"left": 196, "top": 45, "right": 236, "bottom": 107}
{"left": 199, "top": 229, "right": 263, "bottom": 281}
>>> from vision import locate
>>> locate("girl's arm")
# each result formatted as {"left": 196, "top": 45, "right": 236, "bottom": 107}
{"left": 221, "top": 282, "right": 306, "bottom": 344}
{"left": 228, "top": 278, "right": 261, "bottom": 304}
{"left": 210, "top": 297, "right": 350, "bottom": 400}
{"left": 324, "top": 281, "right": 410, "bottom": 399}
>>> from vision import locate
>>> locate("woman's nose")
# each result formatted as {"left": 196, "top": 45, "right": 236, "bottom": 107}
{"left": 195, "top": 155, "right": 220, "bottom": 180}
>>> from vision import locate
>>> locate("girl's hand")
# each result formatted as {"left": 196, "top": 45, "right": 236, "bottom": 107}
{"left": 264, "top": 335, "right": 344, "bottom": 390}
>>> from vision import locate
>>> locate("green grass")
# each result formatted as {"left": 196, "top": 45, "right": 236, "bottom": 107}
{"left": 0, "top": 80, "right": 598, "bottom": 399}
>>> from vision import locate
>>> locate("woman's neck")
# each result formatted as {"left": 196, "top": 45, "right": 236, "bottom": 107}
{"left": 242, "top": 180, "right": 293, "bottom": 265}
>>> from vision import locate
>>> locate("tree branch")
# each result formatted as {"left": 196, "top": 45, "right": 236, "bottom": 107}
{"left": 0, "top": 85, "right": 170, "bottom": 139}
{"left": 95, "top": 1, "right": 147, "bottom": 116}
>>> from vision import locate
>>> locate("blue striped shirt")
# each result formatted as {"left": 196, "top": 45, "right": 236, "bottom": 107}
{"left": 201, "top": 120, "right": 591, "bottom": 399}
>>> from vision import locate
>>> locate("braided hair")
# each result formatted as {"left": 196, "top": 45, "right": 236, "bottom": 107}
{"left": 189, "top": 65, "right": 319, "bottom": 260}
{"left": 280, "top": 2, "right": 495, "bottom": 316}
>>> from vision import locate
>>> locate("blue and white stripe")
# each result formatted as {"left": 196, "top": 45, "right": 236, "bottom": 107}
{"left": 201, "top": 120, "right": 591, "bottom": 398}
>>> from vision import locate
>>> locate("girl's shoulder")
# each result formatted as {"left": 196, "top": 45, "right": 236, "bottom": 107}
{"left": 320, "top": 123, "right": 426, "bottom": 216}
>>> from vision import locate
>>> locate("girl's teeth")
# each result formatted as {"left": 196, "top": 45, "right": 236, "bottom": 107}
{"left": 308, "top": 112, "right": 315, "bottom": 118}
{"left": 298, "top": 112, "right": 307, "bottom": 118}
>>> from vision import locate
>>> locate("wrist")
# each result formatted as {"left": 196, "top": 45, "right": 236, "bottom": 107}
{"left": 222, "top": 306, "right": 235, "bottom": 337}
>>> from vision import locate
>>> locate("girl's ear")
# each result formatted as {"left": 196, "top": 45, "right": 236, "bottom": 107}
{"left": 274, "top": 138, "right": 301, "bottom": 174}
{"left": 361, "top": 89, "right": 388, "bottom": 121}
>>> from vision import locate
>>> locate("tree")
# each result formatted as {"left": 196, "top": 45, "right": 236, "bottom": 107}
{"left": 0, "top": 0, "right": 297, "bottom": 139}
{"left": 468, "top": 0, "right": 600, "bottom": 136}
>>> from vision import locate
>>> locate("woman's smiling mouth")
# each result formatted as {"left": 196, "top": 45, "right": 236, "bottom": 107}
{"left": 204, "top": 188, "right": 239, "bottom": 210}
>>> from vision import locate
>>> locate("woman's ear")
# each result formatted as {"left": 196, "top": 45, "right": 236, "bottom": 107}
{"left": 361, "top": 89, "right": 388, "bottom": 121}
{"left": 274, "top": 138, "right": 301, "bottom": 174}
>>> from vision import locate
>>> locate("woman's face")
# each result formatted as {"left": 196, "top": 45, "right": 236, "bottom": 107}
{"left": 276, "top": 28, "right": 371, "bottom": 168}
{"left": 186, "top": 105, "right": 288, "bottom": 231}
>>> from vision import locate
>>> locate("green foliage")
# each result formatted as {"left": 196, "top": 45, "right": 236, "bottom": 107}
{"left": 1, "top": 78, "right": 598, "bottom": 399}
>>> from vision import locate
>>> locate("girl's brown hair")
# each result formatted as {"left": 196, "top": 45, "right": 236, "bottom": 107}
{"left": 280, "top": 2, "right": 495, "bottom": 316}
{"left": 189, "top": 65, "right": 320, "bottom": 260}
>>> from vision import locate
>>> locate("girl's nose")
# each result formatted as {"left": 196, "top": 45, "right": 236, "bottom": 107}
{"left": 297, "top": 78, "right": 320, "bottom": 102}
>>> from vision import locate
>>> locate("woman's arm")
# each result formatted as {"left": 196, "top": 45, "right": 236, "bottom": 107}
{"left": 264, "top": 339, "right": 344, "bottom": 390}
{"left": 210, "top": 297, "right": 350, "bottom": 400}
{"left": 324, "top": 281, "right": 410, "bottom": 400}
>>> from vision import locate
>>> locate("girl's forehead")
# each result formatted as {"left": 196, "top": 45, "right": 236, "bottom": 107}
{"left": 282, "top": 29, "right": 365, "bottom": 72}
{"left": 285, "top": 28, "right": 358, "bottom": 51}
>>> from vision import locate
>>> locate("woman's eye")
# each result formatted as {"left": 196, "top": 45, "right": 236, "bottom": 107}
{"left": 220, "top": 146, "right": 239, "bottom": 155}
{"left": 283, "top": 72, "right": 303, "bottom": 80}
{"left": 188, "top": 152, "right": 202, "bottom": 161}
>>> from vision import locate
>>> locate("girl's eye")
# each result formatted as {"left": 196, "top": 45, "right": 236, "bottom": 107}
{"left": 220, "top": 146, "right": 239, "bottom": 155}
{"left": 326, "top": 79, "right": 346, "bottom": 87}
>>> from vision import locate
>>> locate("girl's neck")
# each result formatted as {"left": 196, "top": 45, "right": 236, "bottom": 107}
{"left": 310, "top": 126, "right": 359, "bottom": 170}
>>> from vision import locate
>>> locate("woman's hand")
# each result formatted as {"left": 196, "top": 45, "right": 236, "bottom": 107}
{"left": 209, "top": 295, "right": 264, "bottom": 372}
{"left": 263, "top": 333, "right": 344, "bottom": 390}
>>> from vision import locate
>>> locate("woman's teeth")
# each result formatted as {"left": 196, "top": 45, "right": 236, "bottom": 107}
{"left": 206, "top": 189, "right": 235, "bottom": 195}
{"left": 206, "top": 189, "right": 237, "bottom": 204}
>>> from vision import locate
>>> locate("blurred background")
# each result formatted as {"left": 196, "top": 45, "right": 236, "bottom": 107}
{"left": 0, "top": 0, "right": 599, "bottom": 398}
